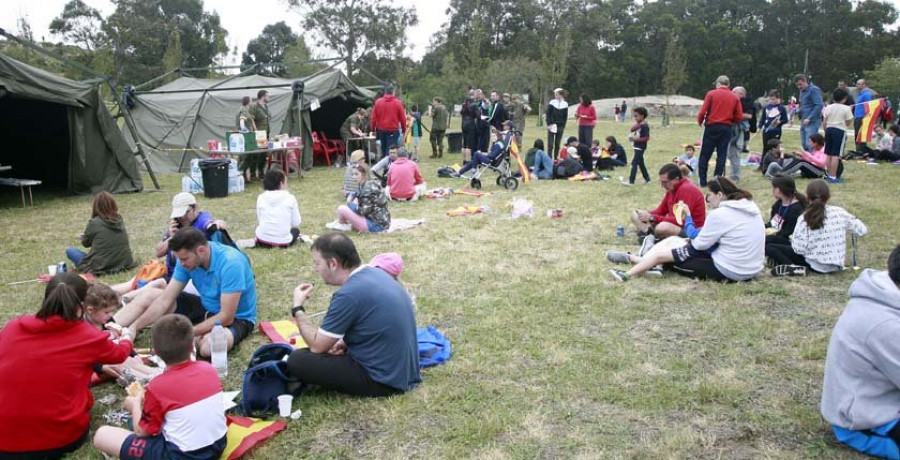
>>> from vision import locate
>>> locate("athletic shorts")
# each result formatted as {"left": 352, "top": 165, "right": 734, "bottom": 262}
{"left": 175, "top": 293, "right": 255, "bottom": 344}
{"left": 120, "top": 434, "right": 226, "bottom": 460}
{"left": 824, "top": 127, "right": 847, "bottom": 157}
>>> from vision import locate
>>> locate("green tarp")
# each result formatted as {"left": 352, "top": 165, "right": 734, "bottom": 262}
{"left": 126, "top": 71, "right": 374, "bottom": 173}
{"left": 0, "top": 53, "right": 143, "bottom": 194}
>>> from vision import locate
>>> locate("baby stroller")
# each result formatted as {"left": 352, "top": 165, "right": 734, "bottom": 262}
{"left": 467, "top": 130, "right": 520, "bottom": 191}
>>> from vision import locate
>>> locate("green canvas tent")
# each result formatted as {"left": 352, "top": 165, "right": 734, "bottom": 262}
{"left": 126, "top": 70, "right": 375, "bottom": 173}
{"left": 0, "top": 53, "right": 143, "bottom": 194}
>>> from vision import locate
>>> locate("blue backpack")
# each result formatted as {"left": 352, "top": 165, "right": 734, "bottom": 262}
{"left": 417, "top": 326, "right": 451, "bottom": 368}
{"left": 238, "top": 344, "right": 304, "bottom": 417}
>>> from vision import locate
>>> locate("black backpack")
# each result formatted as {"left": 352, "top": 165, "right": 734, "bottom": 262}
{"left": 238, "top": 344, "right": 304, "bottom": 417}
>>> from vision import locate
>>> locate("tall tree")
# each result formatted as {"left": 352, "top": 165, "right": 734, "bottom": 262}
{"left": 162, "top": 30, "right": 183, "bottom": 76}
{"left": 242, "top": 22, "right": 297, "bottom": 76}
{"left": 287, "top": 0, "right": 417, "bottom": 77}
{"left": 104, "top": 0, "right": 228, "bottom": 84}
{"left": 282, "top": 37, "right": 325, "bottom": 77}
{"left": 49, "top": 0, "right": 106, "bottom": 53}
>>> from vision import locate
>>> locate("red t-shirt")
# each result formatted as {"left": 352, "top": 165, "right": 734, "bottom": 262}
{"left": 649, "top": 179, "right": 707, "bottom": 228}
{"left": 697, "top": 87, "right": 743, "bottom": 126}
{"left": 386, "top": 158, "right": 423, "bottom": 200}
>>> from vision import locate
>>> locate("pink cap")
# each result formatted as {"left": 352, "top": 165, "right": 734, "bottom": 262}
{"left": 370, "top": 253, "right": 404, "bottom": 278}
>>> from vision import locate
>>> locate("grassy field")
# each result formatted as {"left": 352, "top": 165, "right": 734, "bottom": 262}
{"left": 1, "top": 116, "right": 897, "bottom": 459}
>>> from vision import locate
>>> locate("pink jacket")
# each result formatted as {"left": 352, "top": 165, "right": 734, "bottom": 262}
{"left": 801, "top": 146, "right": 827, "bottom": 169}
{"left": 387, "top": 158, "right": 423, "bottom": 199}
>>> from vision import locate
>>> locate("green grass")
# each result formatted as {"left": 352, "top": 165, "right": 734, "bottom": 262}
{"left": 1, "top": 116, "right": 896, "bottom": 459}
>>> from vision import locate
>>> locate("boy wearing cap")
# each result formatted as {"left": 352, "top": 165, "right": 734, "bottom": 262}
{"left": 155, "top": 193, "right": 227, "bottom": 280}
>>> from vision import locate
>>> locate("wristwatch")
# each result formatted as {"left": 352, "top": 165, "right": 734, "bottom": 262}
{"left": 291, "top": 305, "right": 306, "bottom": 317}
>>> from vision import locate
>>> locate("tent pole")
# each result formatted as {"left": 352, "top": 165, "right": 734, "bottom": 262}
{"left": 176, "top": 63, "right": 262, "bottom": 173}
{"left": 133, "top": 68, "right": 181, "bottom": 91}
{"left": 108, "top": 80, "right": 160, "bottom": 189}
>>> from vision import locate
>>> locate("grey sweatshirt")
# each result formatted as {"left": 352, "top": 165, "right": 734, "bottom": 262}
{"left": 821, "top": 269, "right": 900, "bottom": 430}
{"left": 691, "top": 199, "right": 765, "bottom": 280}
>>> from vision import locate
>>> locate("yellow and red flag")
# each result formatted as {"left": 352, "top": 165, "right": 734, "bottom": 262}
{"left": 508, "top": 137, "right": 530, "bottom": 183}
{"left": 856, "top": 98, "right": 885, "bottom": 143}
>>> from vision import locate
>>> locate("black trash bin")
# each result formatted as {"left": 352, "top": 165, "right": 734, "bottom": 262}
{"left": 199, "top": 159, "right": 230, "bottom": 199}
{"left": 446, "top": 131, "right": 462, "bottom": 154}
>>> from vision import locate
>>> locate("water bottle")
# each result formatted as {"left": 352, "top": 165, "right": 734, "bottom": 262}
{"left": 211, "top": 322, "right": 228, "bottom": 377}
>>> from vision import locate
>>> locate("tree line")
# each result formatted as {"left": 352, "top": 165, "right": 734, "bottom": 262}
{"left": 3, "top": 0, "right": 900, "bottom": 108}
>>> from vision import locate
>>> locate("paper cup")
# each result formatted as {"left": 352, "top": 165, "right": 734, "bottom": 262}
{"left": 277, "top": 394, "right": 293, "bottom": 417}
{"left": 47, "top": 265, "right": 57, "bottom": 276}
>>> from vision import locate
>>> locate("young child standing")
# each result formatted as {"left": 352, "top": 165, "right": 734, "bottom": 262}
{"left": 409, "top": 105, "right": 423, "bottom": 162}
{"left": 822, "top": 88, "right": 854, "bottom": 183}
{"left": 624, "top": 106, "right": 651, "bottom": 185}
{"left": 759, "top": 90, "right": 788, "bottom": 151}
{"left": 93, "top": 313, "right": 227, "bottom": 459}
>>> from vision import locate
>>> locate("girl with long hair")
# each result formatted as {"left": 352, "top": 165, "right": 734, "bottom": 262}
{"left": 65, "top": 191, "right": 135, "bottom": 274}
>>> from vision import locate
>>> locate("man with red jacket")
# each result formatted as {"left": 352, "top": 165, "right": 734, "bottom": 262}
{"left": 632, "top": 163, "right": 706, "bottom": 240}
{"left": 696, "top": 75, "right": 743, "bottom": 187}
{"left": 371, "top": 85, "right": 407, "bottom": 159}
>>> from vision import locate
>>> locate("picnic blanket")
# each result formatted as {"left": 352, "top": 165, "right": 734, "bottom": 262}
{"left": 456, "top": 189, "right": 491, "bottom": 197}
{"left": 222, "top": 415, "right": 287, "bottom": 460}
{"left": 446, "top": 205, "right": 487, "bottom": 217}
{"left": 568, "top": 172, "right": 598, "bottom": 181}
{"left": 386, "top": 218, "right": 426, "bottom": 233}
{"left": 258, "top": 321, "right": 308, "bottom": 349}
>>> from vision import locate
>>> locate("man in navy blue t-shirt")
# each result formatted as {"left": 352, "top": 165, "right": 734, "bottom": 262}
{"left": 286, "top": 233, "right": 420, "bottom": 397}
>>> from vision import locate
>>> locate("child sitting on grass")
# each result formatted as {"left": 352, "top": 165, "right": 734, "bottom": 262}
{"left": 84, "top": 284, "right": 160, "bottom": 382}
{"left": 766, "top": 133, "right": 827, "bottom": 179}
{"left": 674, "top": 144, "right": 699, "bottom": 177}
{"left": 93, "top": 314, "right": 227, "bottom": 460}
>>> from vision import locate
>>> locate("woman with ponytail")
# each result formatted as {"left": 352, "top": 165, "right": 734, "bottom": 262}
{"left": 0, "top": 273, "right": 134, "bottom": 458}
{"left": 764, "top": 174, "right": 807, "bottom": 255}
{"left": 780, "top": 179, "right": 867, "bottom": 275}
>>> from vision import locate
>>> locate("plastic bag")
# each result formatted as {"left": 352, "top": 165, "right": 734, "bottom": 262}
{"left": 510, "top": 197, "right": 534, "bottom": 219}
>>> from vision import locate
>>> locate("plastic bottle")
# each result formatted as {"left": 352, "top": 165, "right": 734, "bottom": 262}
{"left": 229, "top": 133, "right": 245, "bottom": 153}
{"left": 211, "top": 321, "right": 228, "bottom": 377}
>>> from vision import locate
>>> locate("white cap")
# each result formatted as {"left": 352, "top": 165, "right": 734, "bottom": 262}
{"left": 554, "top": 88, "right": 564, "bottom": 93}
{"left": 170, "top": 192, "right": 196, "bottom": 219}
{"left": 567, "top": 146, "right": 578, "bottom": 158}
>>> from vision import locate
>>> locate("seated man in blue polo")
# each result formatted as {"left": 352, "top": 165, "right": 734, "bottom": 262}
{"left": 821, "top": 245, "right": 900, "bottom": 459}
{"left": 127, "top": 227, "right": 257, "bottom": 357}
{"left": 286, "top": 233, "right": 420, "bottom": 397}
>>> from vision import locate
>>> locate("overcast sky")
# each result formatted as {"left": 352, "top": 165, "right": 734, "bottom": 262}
{"left": 3, "top": 0, "right": 450, "bottom": 64}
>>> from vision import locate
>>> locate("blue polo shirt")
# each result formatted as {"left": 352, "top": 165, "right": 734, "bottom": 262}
{"left": 173, "top": 242, "right": 257, "bottom": 324}
{"left": 319, "top": 266, "right": 421, "bottom": 391}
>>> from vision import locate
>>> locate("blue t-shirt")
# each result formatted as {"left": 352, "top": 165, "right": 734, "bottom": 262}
{"left": 173, "top": 242, "right": 258, "bottom": 324}
{"left": 319, "top": 266, "right": 421, "bottom": 391}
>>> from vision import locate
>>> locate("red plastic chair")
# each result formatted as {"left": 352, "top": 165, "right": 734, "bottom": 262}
{"left": 317, "top": 131, "right": 345, "bottom": 153}
{"left": 311, "top": 131, "right": 339, "bottom": 166}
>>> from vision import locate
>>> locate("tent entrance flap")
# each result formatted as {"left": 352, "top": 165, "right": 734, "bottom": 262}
{"left": 0, "top": 96, "right": 70, "bottom": 189}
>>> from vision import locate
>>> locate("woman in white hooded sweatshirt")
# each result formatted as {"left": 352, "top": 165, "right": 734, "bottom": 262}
{"left": 671, "top": 177, "right": 765, "bottom": 281}
{"left": 255, "top": 169, "right": 301, "bottom": 247}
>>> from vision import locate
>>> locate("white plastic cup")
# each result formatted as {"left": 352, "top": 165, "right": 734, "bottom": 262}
{"left": 277, "top": 394, "right": 293, "bottom": 417}
{"left": 47, "top": 265, "right": 57, "bottom": 276}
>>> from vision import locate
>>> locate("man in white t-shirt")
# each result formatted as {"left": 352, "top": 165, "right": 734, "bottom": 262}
{"left": 822, "top": 88, "right": 854, "bottom": 183}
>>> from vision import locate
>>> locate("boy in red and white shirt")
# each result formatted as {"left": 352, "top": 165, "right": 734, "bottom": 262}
{"left": 93, "top": 314, "right": 227, "bottom": 459}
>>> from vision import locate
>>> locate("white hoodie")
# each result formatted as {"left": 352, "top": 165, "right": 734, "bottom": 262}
{"left": 691, "top": 199, "right": 765, "bottom": 280}
{"left": 255, "top": 190, "right": 301, "bottom": 245}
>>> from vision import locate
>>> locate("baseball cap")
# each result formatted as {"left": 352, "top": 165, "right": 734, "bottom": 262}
{"left": 170, "top": 192, "right": 196, "bottom": 219}
{"left": 714, "top": 75, "right": 730, "bottom": 86}
{"left": 350, "top": 150, "right": 366, "bottom": 164}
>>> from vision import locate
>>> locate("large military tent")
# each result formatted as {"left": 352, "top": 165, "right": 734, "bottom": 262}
{"left": 0, "top": 53, "right": 143, "bottom": 194}
{"left": 126, "top": 70, "right": 375, "bottom": 173}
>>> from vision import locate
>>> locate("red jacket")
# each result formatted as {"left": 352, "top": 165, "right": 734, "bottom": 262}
{"left": 0, "top": 315, "right": 133, "bottom": 452}
{"left": 371, "top": 94, "right": 407, "bottom": 132}
{"left": 649, "top": 179, "right": 707, "bottom": 228}
{"left": 697, "top": 87, "right": 743, "bottom": 126}
{"left": 575, "top": 104, "right": 597, "bottom": 126}
{"left": 386, "top": 158, "right": 424, "bottom": 199}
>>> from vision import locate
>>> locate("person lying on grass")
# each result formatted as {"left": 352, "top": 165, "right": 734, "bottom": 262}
{"left": 93, "top": 314, "right": 227, "bottom": 460}
{"left": 630, "top": 163, "right": 706, "bottom": 243}
{"left": 766, "top": 179, "right": 867, "bottom": 277}
{"left": 285, "top": 233, "right": 420, "bottom": 397}
{"left": 609, "top": 177, "right": 764, "bottom": 282}
{"left": 820, "top": 245, "right": 900, "bottom": 459}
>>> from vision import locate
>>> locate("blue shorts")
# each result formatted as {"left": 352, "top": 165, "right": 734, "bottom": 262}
{"left": 120, "top": 434, "right": 226, "bottom": 460}
{"left": 824, "top": 127, "right": 847, "bottom": 157}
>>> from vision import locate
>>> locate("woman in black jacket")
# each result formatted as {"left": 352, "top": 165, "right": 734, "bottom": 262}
{"left": 545, "top": 88, "right": 569, "bottom": 159}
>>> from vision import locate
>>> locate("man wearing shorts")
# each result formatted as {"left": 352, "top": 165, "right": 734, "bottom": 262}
{"left": 128, "top": 228, "right": 257, "bottom": 357}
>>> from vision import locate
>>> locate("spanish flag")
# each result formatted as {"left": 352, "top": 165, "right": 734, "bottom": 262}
{"left": 508, "top": 136, "right": 530, "bottom": 183}
{"left": 856, "top": 98, "right": 885, "bottom": 143}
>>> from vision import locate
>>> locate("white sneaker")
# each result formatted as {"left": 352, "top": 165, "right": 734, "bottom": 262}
{"left": 325, "top": 220, "right": 352, "bottom": 231}
{"left": 236, "top": 238, "right": 256, "bottom": 249}
{"left": 639, "top": 234, "right": 656, "bottom": 257}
